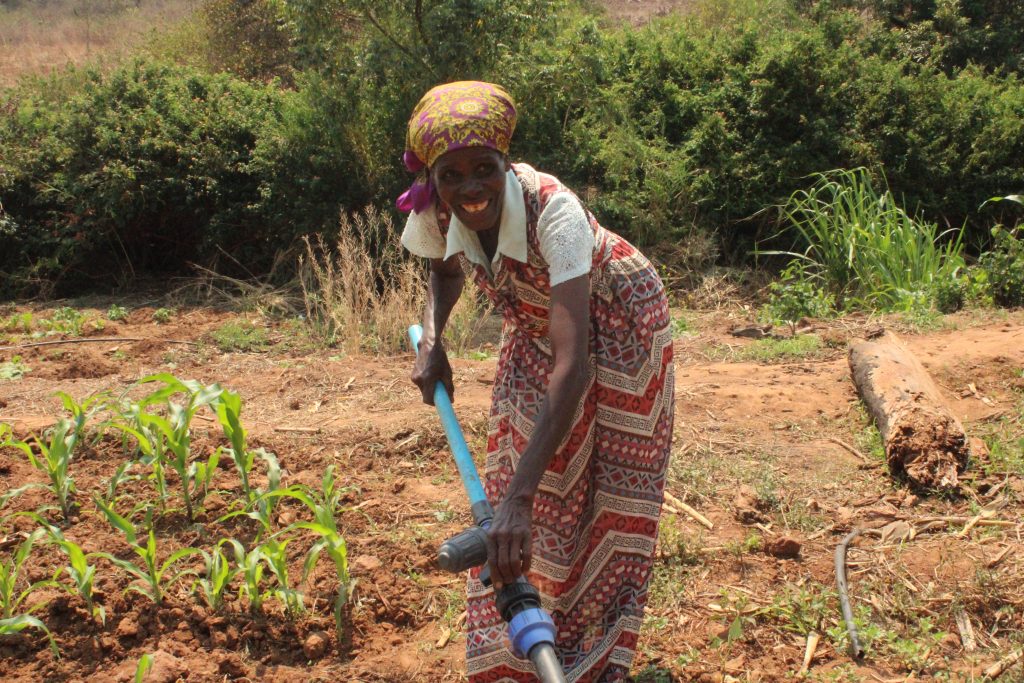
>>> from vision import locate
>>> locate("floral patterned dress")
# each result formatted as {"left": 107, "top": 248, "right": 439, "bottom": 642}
{"left": 405, "top": 163, "right": 674, "bottom": 682}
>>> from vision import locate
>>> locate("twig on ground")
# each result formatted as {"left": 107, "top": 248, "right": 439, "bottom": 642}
{"left": 664, "top": 490, "right": 714, "bottom": 530}
{"left": 984, "top": 649, "right": 1022, "bottom": 679}
{"left": 273, "top": 426, "right": 322, "bottom": 434}
{"left": 799, "top": 631, "right": 820, "bottom": 674}
{"left": 835, "top": 528, "right": 864, "bottom": 659}
{"left": 953, "top": 608, "right": 976, "bottom": 653}
{"left": 828, "top": 437, "right": 871, "bottom": 463}
{"left": 987, "top": 545, "right": 1013, "bottom": 569}
{"left": 0, "top": 337, "right": 197, "bottom": 351}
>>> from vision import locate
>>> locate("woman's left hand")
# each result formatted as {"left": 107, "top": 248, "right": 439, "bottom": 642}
{"left": 486, "top": 495, "right": 534, "bottom": 586}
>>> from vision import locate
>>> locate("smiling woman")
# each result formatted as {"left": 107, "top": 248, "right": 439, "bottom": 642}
{"left": 400, "top": 81, "right": 675, "bottom": 683}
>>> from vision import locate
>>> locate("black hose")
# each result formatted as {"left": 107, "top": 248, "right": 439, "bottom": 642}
{"left": 835, "top": 528, "right": 864, "bottom": 659}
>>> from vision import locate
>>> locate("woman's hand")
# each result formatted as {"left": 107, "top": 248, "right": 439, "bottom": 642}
{"left": 411, "top": 341, "right": 455, "bottom": 406}
{"left": 486, "top": 494, "right": 534, "bottom": 586}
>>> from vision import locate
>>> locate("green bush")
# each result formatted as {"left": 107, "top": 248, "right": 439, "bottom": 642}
{"left": 762, "top": 262, "right": 836, "bottom": 323}
{"left": 0, "top": 59, "right": 286, "bottom": 295}
{"left": 979, "top": 227, "right": 1024, "bottom": 307}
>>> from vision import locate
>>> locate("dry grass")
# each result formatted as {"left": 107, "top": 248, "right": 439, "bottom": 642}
{"left": 299, "top": 208, "right": 427, "bottom": 357}
{"left": 0, "top": 0, "right": 198, "bottom": 86}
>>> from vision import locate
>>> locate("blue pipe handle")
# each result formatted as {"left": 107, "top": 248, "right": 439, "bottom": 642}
{"left": 408, "top": 325, "right": 489, "bottom": 508}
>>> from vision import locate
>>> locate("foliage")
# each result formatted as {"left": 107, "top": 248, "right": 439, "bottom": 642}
{"left": 0, "top": 59, "right": 286, "bottom": 295}
{"left": 192, "top": 540, "right": 241, "bottom": 611}
{"left": 152, "top": 308, "right": 174, "bottom": 324}
{"left": 208, "top": 320, "right": 270, "bottom": 353}
{"left": 0, "top": 528, "right": 57, "bottom": 619}
{"left": 761, "top": 261, "right": 836, "bottom": 323}
{"left": 106, "top": 304, "right": 129, "bottom": 321}
{"left": 47, "top": 526, "right": 105, "bottom": 624}
{"left": 978, "top": 226, "right": 1024, "bottom": 307}
{"left": 0, "top": 357, "right": 30, "bottom": 381}
{"left": 0, "top": 614, "right": 59, "bottom": 657}
{"left": 94, "top": 497, "right": 201, "bottom": 605}
{"left": 761, "top": 168, "right": 966, "bottom": 312}
{"left": 203, "top": 0, "right": 294, "bottom": 83}
{"left": 2, "top": 418, "right": 83, "bottom": 520}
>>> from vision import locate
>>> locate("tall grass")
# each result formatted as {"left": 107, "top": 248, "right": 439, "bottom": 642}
{"left": 299, "top": 209, "right": 426, "bottom": 356}
{"left": 763, "top": 168, "right": 966, "bottom": 312}
{"left": 0, "top": 0, "right": 199, "bottom": 86}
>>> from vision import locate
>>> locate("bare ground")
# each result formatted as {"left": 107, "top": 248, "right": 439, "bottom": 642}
{"left": 0, "top": 303, "right": 1021, "bottom": 681}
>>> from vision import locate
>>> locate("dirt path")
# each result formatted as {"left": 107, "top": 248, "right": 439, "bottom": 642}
{"left": 1, "top": 306, "right": 1022, "bottom": 681}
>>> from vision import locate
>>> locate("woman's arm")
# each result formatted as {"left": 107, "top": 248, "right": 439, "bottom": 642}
{"left": 487, "top": 273, "right": 591, "bottom": 585}
{"left": 411, "top": 256, "right": 465, "bottom": 405}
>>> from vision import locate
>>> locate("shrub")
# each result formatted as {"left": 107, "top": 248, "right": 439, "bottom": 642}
{"left": 0, "top": 59, "right": 285, "bottom": 295}
{"left": 979, "top": 226, "right": 1024, "bottom": 307}
{"left": 762, "top": 262, "right": 835, "bottom": 323}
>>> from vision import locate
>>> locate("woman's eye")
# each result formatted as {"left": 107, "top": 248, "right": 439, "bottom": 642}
{"left": 440, "top": 171, "right": 460, "bottom": 183}
{"left": 475, "top": 164, "right": 496, "bottom": 177}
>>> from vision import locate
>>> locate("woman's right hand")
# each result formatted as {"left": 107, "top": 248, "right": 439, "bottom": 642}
{"left": 411, "top": 341, "right": 455, "bottom": 406}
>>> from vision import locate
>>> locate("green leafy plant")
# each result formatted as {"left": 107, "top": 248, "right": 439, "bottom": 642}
{"left": 208, "top": 321, "right": 270, "bottom": 352}
{"left": 56, "top": 390, "right": 108, "bottom": 445}
{"left": 134, "top": 653, "right": 154, "bottom": 682}
{"left": 94, "top": 498, "right": 201, "bottom": 605}
{"left": 267, "top": 465, "right": 353, "bottom": 636}
{"left": 0, "top": 356, "right": 30, "bottom": 381}
{"left": 193, "top": 540, "right": 241, "bottom": 611}
{"left": 228, "top": 540, "right": 267, "bottom": 614}
{"left": 0, "top": 614, "right": 59, "bottom": 657}
{"left": 46, "top": 526, "right": 105, "bottom": 624}
{"left": 258, "top": 537, "right": 304, "bottom": 616}
{"left": 979, "top": 226, "right": 1024, "bottom": 308}
{"left": 760, "top": 168, "right": 966, "bottom": 312}
{"left": 762, "top": 261, "right": 836, "bottom": 323}
{"left": 42, "top": 307, "right": 86, "bottom": 336}
{"left": 214, "top": 390, "right": 282, "bottom": 528}
{"left": 2, "top": 417, "right": 82, "bottom": 520}
{"left": 106, "top": 304, "right": 129, "bottom": 321}
{"left": 152, "top": 308, "right": 174, "bottom": 324}
{"left": 0, "top": 528, "right": 58, "bottom": 619}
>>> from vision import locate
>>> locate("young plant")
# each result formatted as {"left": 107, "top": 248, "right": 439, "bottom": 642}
{"left": 46, "top": 526, "right": 105, "bottom": 624}
{"left": 134, "top": 653, "right": 153, "bottom": 682}
{"left": 0, "top": 614, "right": 58, "bottom": 657}
{"left": 55, "top": 390, "right": 109, "bottom": 445}
{"left": 94, "top": 497, "right": 200, "bottom": 605}
{"left": 214, "top": 390, "right": 282, "bottom": 532}
{"left": 227, "top": 540, "right": 267, "bottom": 614}
{"left": 3, "top": 417, "right": 82, "bottom": 520}
{"left": 193, "top": 540, "right": 240, "bottom": 611}
{"left": 268, "top": 466, "right": 353, "bottom": 636}
{"left": 0, "top": 528, "right": 58, "bottom": 619}
{"left": 259, "top": 538, "right": 304, "bottom": 616}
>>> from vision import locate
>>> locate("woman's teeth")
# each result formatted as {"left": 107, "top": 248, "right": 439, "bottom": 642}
{"left": 462, "top": 200, "right": 489, "bottom": 214}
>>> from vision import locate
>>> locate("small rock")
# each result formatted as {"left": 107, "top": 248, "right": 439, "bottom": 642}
{"left": 147, "top": 650, "right": 185, "bottom": 683}
{"left": 218, "top": 652, "right": 248, "bottom": 677}
{"left": 766, "top": 536, "right": 802, "bottom": 559}
{"left": 353, "top": 555, "right": 382, "bottom": 572}
{"left": 204, "top": 493, "right": 226, "bottom": 512}
{"left": 303, "top": 630, "right": 330, "bottom": 660}
{"left": 116, "top": 617, "right": 139, "bottom": 639}
{"left": 392, "top": 479, "right": 406, "bottom": 494}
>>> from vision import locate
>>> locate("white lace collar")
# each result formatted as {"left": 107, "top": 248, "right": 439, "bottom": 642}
{"left": 442, "top": 169, "right": 526, "bottom": 271}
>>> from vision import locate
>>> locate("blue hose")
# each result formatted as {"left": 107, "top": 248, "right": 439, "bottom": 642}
{"left": 408, "top": 325, "right": 489, "bottom": 508}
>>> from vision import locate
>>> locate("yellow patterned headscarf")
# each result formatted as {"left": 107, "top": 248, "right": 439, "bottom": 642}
{"left": 397, "top": 81, "right": 517, "bottom": 213}
{"left": 406, "top": 81, "right": 517, "bottom": 169}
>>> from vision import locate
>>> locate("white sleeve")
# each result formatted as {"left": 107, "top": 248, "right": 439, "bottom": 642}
{"left": 400, "top": 208, "right": 446, "bottom": 259}
{"left": 537, "top": 192, "right": 594, "bottom": 286}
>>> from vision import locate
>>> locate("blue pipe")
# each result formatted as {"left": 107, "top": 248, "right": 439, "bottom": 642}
{"left": 408, "top": 325, "right": 489, "bottom": 509}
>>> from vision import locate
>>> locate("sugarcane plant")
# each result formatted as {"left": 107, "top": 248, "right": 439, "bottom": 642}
{"left": 93, "top": 497, "right": 201, "bottom": 605}
{"left": 1, "top": 417, "right": 83, "bottom": 521}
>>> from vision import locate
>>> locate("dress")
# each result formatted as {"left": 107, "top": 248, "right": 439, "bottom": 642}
{"left": 402, "top": 163, "right": 674, "bottom": 682}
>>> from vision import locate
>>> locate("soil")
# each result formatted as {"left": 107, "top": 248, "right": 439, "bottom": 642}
{"left": 0, "top": 302, "right": 1022, "bottom": 682}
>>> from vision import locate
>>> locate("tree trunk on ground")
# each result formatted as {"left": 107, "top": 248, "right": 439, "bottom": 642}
{"left": 848, "top": 331, "right": 970, "bottom": 489}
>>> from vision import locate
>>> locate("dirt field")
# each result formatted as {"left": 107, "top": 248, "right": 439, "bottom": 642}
{"left": 0, "top": 301, "right": 1021, "bottom": 682}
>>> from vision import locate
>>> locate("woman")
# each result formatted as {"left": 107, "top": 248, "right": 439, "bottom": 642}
{"left": 401, "top": 81, "right": 674, "bottom": 683}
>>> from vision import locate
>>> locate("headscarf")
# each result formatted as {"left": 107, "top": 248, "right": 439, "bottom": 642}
{"left": 397, "top": 81, "right": 517, "bottom": 213}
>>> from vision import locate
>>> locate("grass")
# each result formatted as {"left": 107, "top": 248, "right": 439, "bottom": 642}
{"left": 208, "top": 320, "right": 270, "bottom": 353}
{"left": 704, "top": 334, "right": 829, "bottom": 363}
{"left": 0, "top": 0, "right": 199, "bottom": 87}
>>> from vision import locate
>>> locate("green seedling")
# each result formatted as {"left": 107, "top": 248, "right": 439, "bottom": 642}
{"left": 94, "top": 497, "right": 200, "bottom": 605}
{"left": 152, "top": 308, "right": 174, "bottom": 324}
{"left": 107, "top": 305, "right": 129, "bottom": 322}
{"left": 46, "top": 526, "right": 105, "bottom": 624}
{"left": 228, "top": 540, "right": 267, "bottom": 614}
{"left": 267, "top": 466, "right": 353, "bottom": 637}
{"left": 214, "top": 390, "right": 282, "bottom": 532}
{"left": 193, "top": 540, "right": 240, "bottom": 611}
{"left": 0, "top": 356, "right": 30, "bottom": 381}
{"left": 0, "top": 528, "right": 58, "bottom": 619}
{"left": 0, "top": 614, "right": 58, "bottom": 657}
{"left": 3, "top": 417, "right": 82, "bottom": 520}
{"left": 134, "top": 653, "right": 153, "bottom": 682}
{"left": 56, "top": 390, "right": 108, "bottom": 445}
{"left": 259, "top": 538, "right": 304, "bottom": 616}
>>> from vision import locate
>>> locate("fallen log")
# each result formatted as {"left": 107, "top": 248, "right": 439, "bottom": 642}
{"left": 848, "top": 331, "right": 969, "bottom": 489}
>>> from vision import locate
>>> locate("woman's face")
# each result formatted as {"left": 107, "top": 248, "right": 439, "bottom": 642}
{"left": 431, "top": 146, "right": 510, "bottom": 232}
